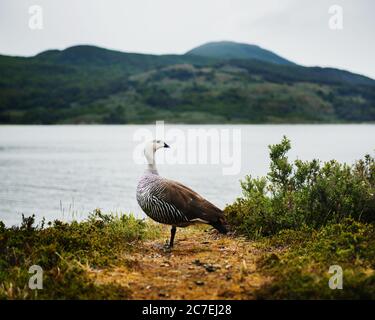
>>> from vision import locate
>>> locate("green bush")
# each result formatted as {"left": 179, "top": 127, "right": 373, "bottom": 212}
{"left": 225, "top": 136, "right": 375, "bottom": 238}
{"left": 0, "top": 210, "right": 160, "bottom": 299}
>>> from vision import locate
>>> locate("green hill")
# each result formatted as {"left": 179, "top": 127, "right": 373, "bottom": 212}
{"left": 0, "top": 44, "right": 374, "bottom": 124}
{"left": 186, "top": 41, "right": 295, "bottom": 65}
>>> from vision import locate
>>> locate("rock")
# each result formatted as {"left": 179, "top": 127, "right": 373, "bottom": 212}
{"left": 218, "top": 290, "right": 235, "bottom": 298}
{"left": 193, "top": 259, "right": 203, "bottom": 266}
{"left": 158, "top": 292, "right": 169, "bottom": 297}
{"left": 204, "top": 264, "right": 216, "bottom": 272}
{"left": 195, "top": 280, "right": 204, "bottom": 286}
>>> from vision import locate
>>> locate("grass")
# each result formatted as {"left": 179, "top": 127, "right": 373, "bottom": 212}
{"left": 254, "top": 219, "right": 375, "bottom": 299}
{"left": 0, "top": 209, "right": 161, "bottom": 299}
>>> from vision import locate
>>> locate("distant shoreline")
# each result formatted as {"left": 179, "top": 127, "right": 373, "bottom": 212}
{"left": 1, "top": 121, "right": 375, "bottom": 126}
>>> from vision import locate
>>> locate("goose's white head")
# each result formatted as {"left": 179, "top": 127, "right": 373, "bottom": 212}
{"left": 144, "top": 139, "right": 170, "bottom": 171}
{"left": 147, "top": 139, "right": 170, "bottom": 151}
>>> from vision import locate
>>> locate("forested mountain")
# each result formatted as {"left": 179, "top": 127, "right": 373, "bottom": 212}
{"left": 186, "top": 41, "right": 295, "bottom": 65}
{"left": 0, "top": 42, "right": 374, "bottom": 124}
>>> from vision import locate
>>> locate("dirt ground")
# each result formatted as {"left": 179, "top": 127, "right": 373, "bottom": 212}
{"left": 87, "top": 225, "right": 270, "bottom": 299}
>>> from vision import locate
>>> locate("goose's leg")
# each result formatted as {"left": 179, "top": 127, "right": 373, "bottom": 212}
{"left": 169, "top": 226, "right": 177, "bottom": 248}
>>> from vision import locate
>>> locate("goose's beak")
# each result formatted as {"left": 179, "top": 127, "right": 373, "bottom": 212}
{"left": 164, "top": 143, "right": 170, "bottom": 148}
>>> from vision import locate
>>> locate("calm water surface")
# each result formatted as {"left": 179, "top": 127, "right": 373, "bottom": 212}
{"left": 0, "top": 125, "right": 374, "bottom": 226}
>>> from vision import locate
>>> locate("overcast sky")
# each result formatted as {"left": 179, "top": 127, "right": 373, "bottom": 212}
{"left": 1, "top": 0, "right": 374, "bottom": 78}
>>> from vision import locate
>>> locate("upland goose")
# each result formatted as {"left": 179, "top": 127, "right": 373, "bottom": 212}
{"left": 136, "top": 140, "right": 228, "bottom": 248}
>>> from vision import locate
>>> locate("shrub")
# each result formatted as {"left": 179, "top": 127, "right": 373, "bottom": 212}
{"left": 225, "top": 136, "right": 375, "bottom": 238}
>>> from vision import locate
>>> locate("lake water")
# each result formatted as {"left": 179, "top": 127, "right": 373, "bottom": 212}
{"left": 0, "top": 124, "right": 374, "bottom": 226}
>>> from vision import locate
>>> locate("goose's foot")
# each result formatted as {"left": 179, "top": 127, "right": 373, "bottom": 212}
{"left": 157, "top": 226, "right": 177, "bottom": 251}
{"left": 163, "top": 241, "right": 172, "bottom": 250}
{"left": 161, "top": 241, "right": 173, "bottom": 253}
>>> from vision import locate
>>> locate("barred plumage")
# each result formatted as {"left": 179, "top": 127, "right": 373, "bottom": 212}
{"left": 137, "top": 178, "right": 189, "bottom": 225}
{"left": 136, "top": 140, "right": 228, "bottom": 248}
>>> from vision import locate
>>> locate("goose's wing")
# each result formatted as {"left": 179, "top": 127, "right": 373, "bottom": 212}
{"left": 160, "top": 179, "right": 224, "bottom": 223}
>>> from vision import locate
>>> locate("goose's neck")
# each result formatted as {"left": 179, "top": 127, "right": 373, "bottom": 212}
{"left": 144, "top": 146, "right": 159, "bottom": 175}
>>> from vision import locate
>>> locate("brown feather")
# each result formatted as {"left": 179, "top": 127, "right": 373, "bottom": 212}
{"left": 160, "top": 179, "right": 225, "bottom": 224}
